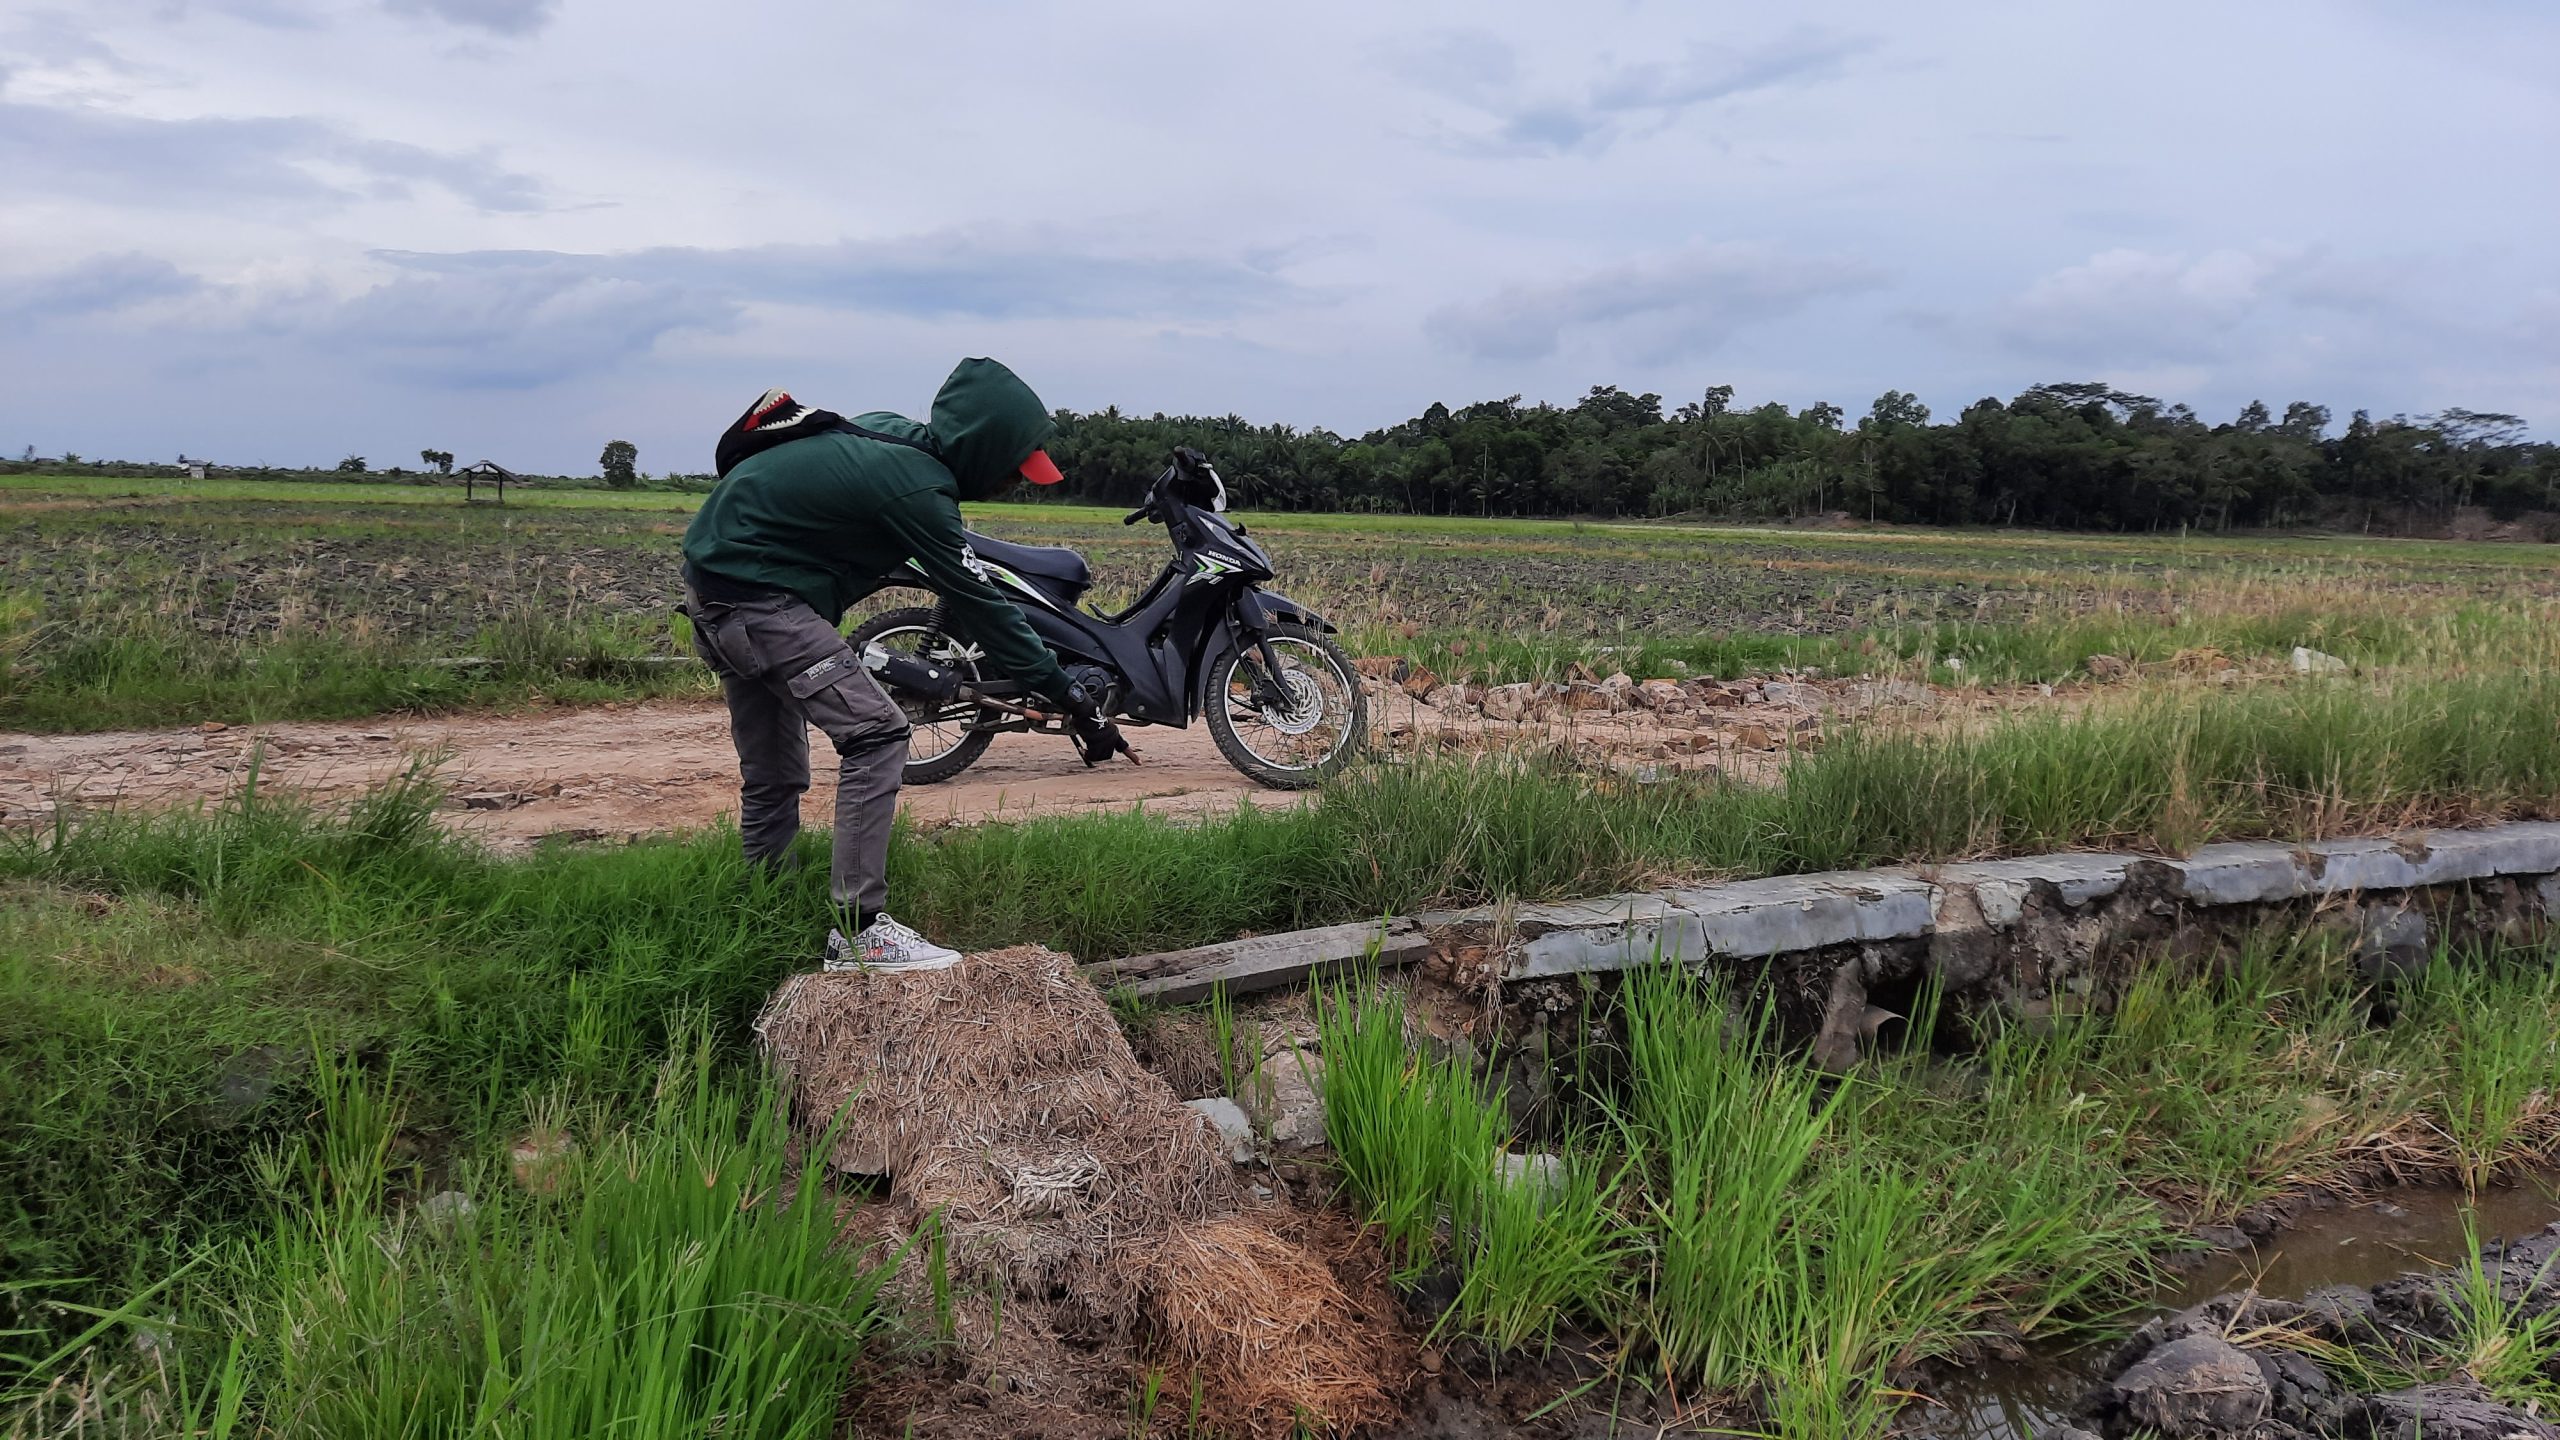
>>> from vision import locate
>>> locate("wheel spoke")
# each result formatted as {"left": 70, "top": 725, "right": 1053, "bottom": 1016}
{"left": 1221, "top": 638, "right": 1358, "bottom": 775}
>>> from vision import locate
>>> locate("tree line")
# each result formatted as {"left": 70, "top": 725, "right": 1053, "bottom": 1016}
{"left": 15, "top": 380, "right": 2552, "bottom": 532}
{"left": 1041, "top": 382, "right": 2555, "bottom": 532}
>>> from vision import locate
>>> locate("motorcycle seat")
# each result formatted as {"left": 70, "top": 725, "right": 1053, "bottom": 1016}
{"left": 962, "top": 530, "right": 1092, "bottom": 592}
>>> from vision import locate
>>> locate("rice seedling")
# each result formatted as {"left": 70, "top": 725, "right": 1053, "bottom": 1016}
{"left": 1446, "top": 1145, "right": 1633, "bottom": 1354}
{"left": 1312, "top": 978, "right": 1505, "bottom": 1283}
{"left": 1617, "top": 967, "right": 1841, "bottom": 1394}
{"left": 2411, "top": 960, "right": 2560, "bottom": 1191}
{"left": 2431, "top": 1225, "right": 2560, "bottom": 1410}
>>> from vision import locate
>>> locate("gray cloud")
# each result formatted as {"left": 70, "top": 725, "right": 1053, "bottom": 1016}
{"left": 1971, "top": 245, "right": 2560, "bottom": 426}
{"left": 1406, "top": 26, "right": 1868, "bottom": 156}
{"left": 1427, "top": 244, "right": 1885, "bottom": 361}
{"left": 79, "top": 230, "right": 1300, "bottom": 392}
{"left": 1994, "top": 248, "right": 2292, "bottom": 364}
{"left": 379, "top": 232, "right": 1299, "bottom": 323}
{"left": 0, "top": 96, "right": 547, "bottom": 211}
{"left": 6, "top": 0, "right": 2555, "bottom": 466}
{"left": 382, "top": 0, "right": 558, "bottom": 37}
{"left": 0, "top": 253, "right": 200, "bottom": 325}
{"left": 298, "top": 268, "right": 737, "bottom": 388}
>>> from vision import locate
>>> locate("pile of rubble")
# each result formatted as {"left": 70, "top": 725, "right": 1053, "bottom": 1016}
{"left": 1353, "top": 657, "right": 1947, "bottom": 765}
{"left": 2065, "top": 1223, "right": 2560, "bottom": 1439}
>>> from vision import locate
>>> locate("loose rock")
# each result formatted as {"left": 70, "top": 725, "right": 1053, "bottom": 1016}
{"left": 1247, "top": 1048, "right": 1327, "bottom": 1151}
{"left": 1420, "top": 684, "right": 1476, "bottom": 716}
{"left": 2364, "top": 1380, "right": 2559, "bottom": 1439}
{"left": 2102, "top": 1335, "right": 2271, "bottom": 1436}
{"left": 2292, "top": 646, "right": 2349, "bottom": 674}
{"left": 416, "top": 1190, "right": 478, "bottom": 1232}
{"left": 1496, "top": 1151, "right": 1564, "bottom": 1198}
{"left": 1634, "top": 679, "right": 1689, "bottom": 712}
{"left": 1843, "top": 679, "right": 1935, "bottom": 712}
{"left": 1184, "top": 1097, "right": 1258, "bottom": 1164}
{"left": 1481, "top": 683, "right": 1535, "bottom": 722}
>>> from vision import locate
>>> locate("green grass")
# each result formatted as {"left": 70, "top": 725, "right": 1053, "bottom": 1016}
{"left": 7, "top": 662, "right": 2560, "bottom": 1429}
{"left": 1314, "top": 931, "right": 2560, "bottom": 1435}
{"left": 0, "top": 768, "right": 831, "bottom": 1299}
{"left": 9, "top": 1026, "right": 897, "bottom": 1438}
{"left": 0, "top": 473, "right": 713, "bottom": 511}
{"left": 216, "top": 1029, "right": 892, "bottom": 1440}
{"left": 14, "top": 470, "right": 2560, "bottom": 572}
{"left": 1312, "top": 979, "right": 1507, "bottom": 1282}
{"left": 2409, "top": 959, "right": 2560, "bottom": 1191}
{"left": 0, "top": 775, "right": 901, "bottom": 1431}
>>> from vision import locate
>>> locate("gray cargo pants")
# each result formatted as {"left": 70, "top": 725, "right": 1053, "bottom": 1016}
{"left": 683, "top": 584, "right": 910, "bottom": 919}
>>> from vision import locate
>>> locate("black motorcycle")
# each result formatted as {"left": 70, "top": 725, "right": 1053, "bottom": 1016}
{"left": 852, "top": 448, "right": 1367, "bottom": 789}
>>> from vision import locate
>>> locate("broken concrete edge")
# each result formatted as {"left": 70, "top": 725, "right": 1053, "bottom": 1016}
{"left": 1091, "top": 820, "right": 2560, "bottom": 1003}
{"left": 1095, "top": 916, "right": 1439, "bottom": 1005}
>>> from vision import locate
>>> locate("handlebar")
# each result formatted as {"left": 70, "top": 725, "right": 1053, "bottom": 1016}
{"left": 1122, "top": 504, "right": 1154, "bottom": 526}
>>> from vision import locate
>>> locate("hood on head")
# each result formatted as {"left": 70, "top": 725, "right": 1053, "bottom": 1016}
{"left": 926, "top": 357, "right": 1056, "bottom": 502}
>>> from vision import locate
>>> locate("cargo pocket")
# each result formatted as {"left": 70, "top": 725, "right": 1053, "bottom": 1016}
{"left": 682, "top": 606, "right": 734, "bottom": 677}
{"left": 783, "top": 650, "right": 859, "bottom": 700}
{"left": 784, "top": 648, "right": 908, "bottom": 750}
{"left": 698, "top": 610, "right": 767, "bottom": 679}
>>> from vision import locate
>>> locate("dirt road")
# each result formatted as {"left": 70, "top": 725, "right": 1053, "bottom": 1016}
{"left": 0, "top": 700, "right": 1299, "bottom": 849}
{"left": 0, "top": 674, "right": 1904, "bottom": 848}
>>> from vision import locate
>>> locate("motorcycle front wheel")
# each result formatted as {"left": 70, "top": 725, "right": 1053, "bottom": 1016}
{"left": 1204, "top": 622, "right": 1368, "bottom": 789}
{"left": 849, "top": 606, "right": 999, "bottom": 785}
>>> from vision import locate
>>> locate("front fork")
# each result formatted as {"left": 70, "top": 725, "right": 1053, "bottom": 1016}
{"left": 1235, "top": 628, "right": 1298, "bottom": 711}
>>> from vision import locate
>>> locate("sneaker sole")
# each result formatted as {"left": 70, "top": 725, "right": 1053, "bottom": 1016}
{"left": 823, "top": 951, "right": 965, "bottom": 974}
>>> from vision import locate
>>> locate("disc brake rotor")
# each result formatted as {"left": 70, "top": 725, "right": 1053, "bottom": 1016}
{"left": 1258, "top": 669, "right": 1326, "bottom": 736}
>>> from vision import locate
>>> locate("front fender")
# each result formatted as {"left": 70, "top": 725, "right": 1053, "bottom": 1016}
{"left": 1233, "top": 589, "right": 1337, "bottom": 635}
{"left": 1192, "top": 590, "right": 1339, "bottom": 717}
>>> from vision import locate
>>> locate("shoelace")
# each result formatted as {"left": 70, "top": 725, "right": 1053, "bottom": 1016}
{"left": 866, "top": 915, "right": 925, "bottom": 953}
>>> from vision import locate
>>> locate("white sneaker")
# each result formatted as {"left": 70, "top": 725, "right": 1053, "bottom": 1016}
{"left": 824, "top": 913, "right": 963, "bottom": 973}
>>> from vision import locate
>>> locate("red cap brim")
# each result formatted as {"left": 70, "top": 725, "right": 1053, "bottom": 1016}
{"left": 1019, "top": 448, "right": 1065, "bottom": 486}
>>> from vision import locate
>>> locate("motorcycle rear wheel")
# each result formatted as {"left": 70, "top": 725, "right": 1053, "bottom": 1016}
{"left": 850, "top": 606, "right": 999, "bottom": 785}
{"left": 1204, "top": 622, "right": 1368, "bottom": 789}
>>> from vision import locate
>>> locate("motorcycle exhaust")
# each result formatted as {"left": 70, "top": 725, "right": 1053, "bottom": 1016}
{"left": 860, "top": 642, "right": 1052, "bottom": 719}
{"left": 860, "top": 643, "right": 960, "bottom": 703}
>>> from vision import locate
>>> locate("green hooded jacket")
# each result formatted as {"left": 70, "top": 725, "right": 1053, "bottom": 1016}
{"left": 682, "top": 358, "right": 1073, "bottom": 703}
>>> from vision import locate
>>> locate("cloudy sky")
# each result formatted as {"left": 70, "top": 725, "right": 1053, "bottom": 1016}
{"left": 1, "top": 0, "right": 2552, "bottom": 473}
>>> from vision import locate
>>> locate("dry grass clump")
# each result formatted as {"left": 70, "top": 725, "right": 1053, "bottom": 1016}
{"left": 756, "top": 945, "right": 1390, "bottom": 1436}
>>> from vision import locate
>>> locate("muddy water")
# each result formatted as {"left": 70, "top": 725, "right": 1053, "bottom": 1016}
{"left": 1904, "top": 1177, "right": 2560, "bottom": 1439}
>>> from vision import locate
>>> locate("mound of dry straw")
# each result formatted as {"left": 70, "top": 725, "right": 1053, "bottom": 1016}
{"left": 756, "top": 945, "right": 1388, "bottom": 1435}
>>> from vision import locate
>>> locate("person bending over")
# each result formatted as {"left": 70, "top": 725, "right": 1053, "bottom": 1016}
{"left": 680, "top": 357, "right": 1108, "bottom": 971}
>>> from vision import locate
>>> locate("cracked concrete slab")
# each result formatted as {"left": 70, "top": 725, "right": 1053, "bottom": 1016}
{"left": 1100, "top": 821, "right": 2560, "bottom": 999}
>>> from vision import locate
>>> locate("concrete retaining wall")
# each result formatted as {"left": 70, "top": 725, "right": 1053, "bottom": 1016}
{"left": 1097, "top": 822, "right": 2560, "bottom": 1066}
